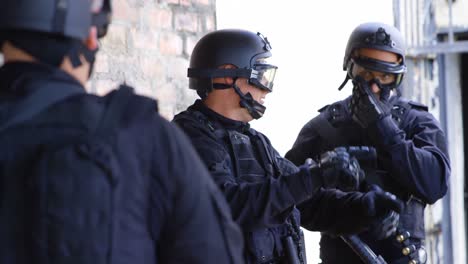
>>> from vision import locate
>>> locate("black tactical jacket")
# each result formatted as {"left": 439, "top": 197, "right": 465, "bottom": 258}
{"left": 173, "top": 99, "right": 392, "bottom": 264}
{"left": 0, "top": 62, "right": 243, "bottom": 264}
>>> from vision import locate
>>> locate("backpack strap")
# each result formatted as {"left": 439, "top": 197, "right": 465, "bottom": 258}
{"left": 94, "top": 84, "right": 134, "bottom": 137}
{"left": 0, "top": 81, "right": 84, "bottom": 132}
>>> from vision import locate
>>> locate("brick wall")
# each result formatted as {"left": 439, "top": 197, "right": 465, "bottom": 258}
{"left": 89, "top": 0, "right": 216, "bottom": 120}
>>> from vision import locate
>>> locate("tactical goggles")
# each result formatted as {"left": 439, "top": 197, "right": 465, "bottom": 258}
{"left": 350, "top": 56, "right": 405, "bottom": 87}
{"left": 249, "top": 64, "right": 277, "bottom": 92}
{"left": 187, "top": 63, "right": 278, "bottom": 92}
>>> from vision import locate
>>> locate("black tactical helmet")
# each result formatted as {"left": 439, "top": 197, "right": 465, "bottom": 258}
{"left": 188, "top": 29, "right": 277, "bottom": 97}
{"left": 339, "top": 22, "right": 407, "bottom": 91}
{"left": 0, "top": 0, "right": 112, "bottom": 40}
{"left": 0, "top": 0, "right": 112, "bottom": 68}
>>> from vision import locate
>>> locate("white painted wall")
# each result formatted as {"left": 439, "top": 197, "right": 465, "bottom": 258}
{"left": 216, "top": 1, "right": 394, "bottom": 262}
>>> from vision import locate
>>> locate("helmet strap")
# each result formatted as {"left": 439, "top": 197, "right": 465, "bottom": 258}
{"left": 80, "top": 43, "right": 99, "bottom": 78}
{"left": 212, "top": 83, "right": 232, "bottom": 89}
{"left": 338, "top": 74, "right": 351, "bottom": 91}
{"left": 232, "top": 81, "right": 266, "bottom": 119}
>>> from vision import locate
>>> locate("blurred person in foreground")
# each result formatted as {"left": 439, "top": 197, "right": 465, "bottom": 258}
{"left": 0, "top": 1, "right": 243, "bottom": 263}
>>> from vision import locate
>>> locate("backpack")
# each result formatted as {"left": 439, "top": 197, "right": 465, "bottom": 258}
{"left": 0, "top": 84, "right": 133, "bottom": 264}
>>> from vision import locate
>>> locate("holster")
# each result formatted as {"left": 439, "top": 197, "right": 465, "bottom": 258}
{"left": 282, "top": 230, "right": 307, "bottom": 264}
{"left": 283, "top": 236, "right": 300, "bottom": 264}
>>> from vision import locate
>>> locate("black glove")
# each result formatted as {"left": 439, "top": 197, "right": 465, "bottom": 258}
{"left": 361, "top": 184, "right": 403, "bottom": 218}
{"left": 307, "top": 147, "right": 364, "bottom": 191}
{"left": 350, "top": 76, "right": 391, "bottom": 128}
{"left": 368, "top": 211, "right": 399, "bottom": 240}
{"left": 365, "top": 185, "right": 400, "bottom": 240}
{"left": 334, "top": 185, "right": 403, "bottom": 236}
{"left": 318, "top": 186, "right": 403, "bottom": 236}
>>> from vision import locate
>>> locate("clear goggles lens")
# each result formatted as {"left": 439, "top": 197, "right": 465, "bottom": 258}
{"left": 250, "top": 64, "right": 278, "bottom": 91}
{"left": 351, "top": 61, "right": 398, "bottom": 85}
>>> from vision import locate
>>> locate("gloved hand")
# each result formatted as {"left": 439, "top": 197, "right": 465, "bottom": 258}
{"left": 350, "top": 76, "right": 391, "bottom": 128}
{"left": 360, "top": 184, "right": 403, "bottom": 239}
{"left": 318, "top": 185, "right": 404, "bottom": 236}
{"left": 368, "top": 211, "right": 399, "bottom": 240}
{"left": 365, "top": 185, "right": 400, "bottom": 240}
{"left": 306, "top": 147, "right": 365, "bottom": 191}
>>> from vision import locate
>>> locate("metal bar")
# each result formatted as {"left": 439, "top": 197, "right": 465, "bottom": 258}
{"left": 393, "top": 0, "right": 401, "bottom": 30}
{"left": 410, "top": 0, "right": 415, "bottom": 47}
{"left": 422, "top": 0, "right": 433, "bottom": 45}
{"left": 448, "top": 0, "right": 454, "bottom": 43}
{"left": 416, "top": 0, "right": 421, "bottom": 47}
{"left": 438, "top": 54, "right": 454, "bottom": 264}
{"left": 404, "top": 0, "right": 409, "bottom": 46}
{"left": 406, "top": 41, "right": 468, "bottom": 57}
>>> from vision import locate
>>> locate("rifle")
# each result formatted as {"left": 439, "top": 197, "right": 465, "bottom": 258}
{"left": 341, "top": 235, "right": 387, "bottom": 264}
{"left": 321, "top": 147, "right": 422, "bottom": 264}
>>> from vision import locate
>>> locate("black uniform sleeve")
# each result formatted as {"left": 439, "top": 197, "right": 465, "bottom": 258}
{"left": 285, "top": 116, "right": 323, "bottom": 166}
{"left": 283, "top": 127, "right": 361, "bottom": 232}
{"left": 150, "top": 116, "right": 244, "bottom": 264}
{"left": 369, "top": 111, "right": 450, "bottom": 204}
{"left": 297, "top": 188, "right": 373, "bottom": 235}
{"left": 174, "top": 119, "right": 319, "bottom": 230}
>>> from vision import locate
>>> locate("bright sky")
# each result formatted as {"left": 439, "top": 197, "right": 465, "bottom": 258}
{"left": 216, "top": 1, "right": 394, "bottom": 262}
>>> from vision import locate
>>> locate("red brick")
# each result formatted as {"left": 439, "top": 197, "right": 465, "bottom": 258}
{"left": 185, "top": 35, "right": 200, "bottom": 55}
{"left": 175, "top": 12, "right": 198, "bottom": 32}
{"left": 131, "top": 79, "right": 154, "bottom": 99}
{"left": 195, "top": 0, "right": 210, "bottom": 6}
{"left": 180, "top": 0, "right": 191, "bottom": 6}
{"left": 94, "top": 53, "right": 109, "bottom": 73}
{"left": 100, "top": 24, "right": 127, "bottom": 52}
{"left": 155, "top": 83, "right": 178, "bottom": 120}
{"left": 166, "top": 57, "right": 189, "bottom": 79}
{"left": 159, "top": 32, "right": 183, "bottom": 55}
{"left": 113, "top": 0, "right": 139, "bottom": 23}
{"left": 130, "top": 28, "right": 159, "bottom": 51}
{"left": 139, "top": 56, "right": 166, "bottom": 79}
{"left": 160, "top": 0, "right": 179, "bottom": 4}
{"left": 147, "top": 8, "right": 172, "bottom": 29}
{"left": 204, "top": 14, "right": 215, "bottom": 31}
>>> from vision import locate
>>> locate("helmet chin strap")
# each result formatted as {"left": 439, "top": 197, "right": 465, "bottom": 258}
{"left": 338, "top": 74, "right": 351, "bottom": 91}
{"left": 231, "top": 81, "right": 266, "bottom": 120}
{"left": 68, "top": 42, "right": 99, "bottom": 78}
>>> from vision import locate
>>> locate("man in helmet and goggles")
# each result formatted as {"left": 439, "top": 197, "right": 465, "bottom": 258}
{"left": 0, "top": 1, "right": 243, "bottom": 263}
{"left": 286, "top": 22, "right": 450, "bottom": 264}
{"left": 173, "top": 28, "right": 406, "bottom": 264}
